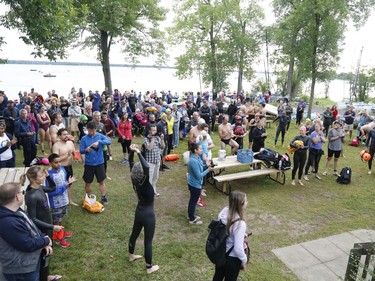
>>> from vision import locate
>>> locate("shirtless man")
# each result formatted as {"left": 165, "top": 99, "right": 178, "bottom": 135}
{"left": 218, "top": 115, "right": 239, "bottom": 155}
{"left": 49, "top": 113, "right": 65, "bottom": 148}
{"left": 188, "top": 118, "right": 205, "bottom": 149}
{"left": 52, "top": 128, "right": 78, "bottom": 206}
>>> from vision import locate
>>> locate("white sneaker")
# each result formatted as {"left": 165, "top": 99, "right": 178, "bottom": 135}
{"left": 322, "top": 171, "right": 327, "bottom": 176}
{"left": 368, "top": 171, "right": 372, "bottom": 175}
{"left": 304, "top": 175, "right": 309, "bottom": 181}
{"left": 129, "top": 254, "right": 143, "bottom": 262}
{"left": 291, "top": 180, "right": 296, "bottom": 186}
{"left": 298, "top": 180, "right": 304, "bottom": 186}
{"left": 109, "top": 156, "right": 113, "bottom": 161}
{"left": 189, "top": 218, "right": 203, "bottom": 225}
{"left": 147, "top": 265, "right": 160, "bottom": 274}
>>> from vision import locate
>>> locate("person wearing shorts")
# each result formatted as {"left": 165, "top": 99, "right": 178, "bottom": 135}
{"left": 218, "top": 115, "right": 239, "bottom": 155}
{"left": 322, "top": 121, "right": 345, "bottom": 176}
{"left": 343, "top": 106, "right": 355, "bottom": 140}
{"left": 80, "top": 121, "right": 111, "bottom": 205}
{"left": 46, "top": 153, "right": 75, "bottom": 247}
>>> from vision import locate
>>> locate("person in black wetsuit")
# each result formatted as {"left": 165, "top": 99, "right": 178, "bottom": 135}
{"left": 289, "top": 126, "right": 310, "bottom": 186}
{"left": 128, "top": 144, "right": 159, "bottom": 274}
{"left": 20, "top": 166, "right": 64, "bottom": 281}
{"left": 365, "top": 126, "right": 375, "bottom": 175}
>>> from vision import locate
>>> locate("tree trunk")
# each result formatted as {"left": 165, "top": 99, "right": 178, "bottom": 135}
{"left": 286, "top": 56, "right": 295, "bottom": 99}
{"left": 237, "top": 21, "right": 246, "bottom": 95}
{"left": 307, "top": 11, "right": 320, "bottom": 119}
{"left": 100, "top": 30, "right": 112, "bottom": 94}
{"left": 287, "top": 32, "right": 298, "bottom": 99}
{"left": 209, "top": 20, "right": 217, "bottom": 93}
{"left": 292, "top": 71, "right": 301, "bottom": 98}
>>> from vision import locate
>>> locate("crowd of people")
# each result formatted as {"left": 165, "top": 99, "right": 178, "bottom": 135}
{"left": 0, "top": 86, "right": 374, "bottom": 280}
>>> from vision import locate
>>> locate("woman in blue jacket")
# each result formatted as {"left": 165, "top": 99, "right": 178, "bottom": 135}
{"left": 187, "top": 143, "right": 213, "bottom": 225}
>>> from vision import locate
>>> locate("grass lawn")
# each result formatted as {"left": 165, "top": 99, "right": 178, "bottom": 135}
{"left": 14, "top": 123, "right": 375, "bottom": 281}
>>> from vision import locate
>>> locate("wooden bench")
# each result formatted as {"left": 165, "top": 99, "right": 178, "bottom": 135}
{"left": 213, "top": 168, "right": 285, "bottom": 194}
{"left": 265, "top": 115, "right": 275, "bottom": 128}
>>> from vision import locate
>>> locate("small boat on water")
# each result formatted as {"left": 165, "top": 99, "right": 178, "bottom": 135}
{"left": 43, "top": 73, "right": 56, "bottom": 78}
{"left": 30, "top": 69, "right": 37, "bottom": 71}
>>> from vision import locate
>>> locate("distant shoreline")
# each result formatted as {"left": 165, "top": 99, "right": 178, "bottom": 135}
{"left": 5, "top": 60, "right": 176, "bottom": 69}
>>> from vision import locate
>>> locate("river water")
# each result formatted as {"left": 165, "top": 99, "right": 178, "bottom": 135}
{"left": 0, "top": 62, "right": 352, "bottom": 102}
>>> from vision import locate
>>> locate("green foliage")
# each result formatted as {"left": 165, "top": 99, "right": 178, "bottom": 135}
{"left": 0, "top": 0, "right": 80, "bottom": 60}
{"left": 271, "top": 0, "right": 375, "bottom": 116}
{"left": 169, "top": 0, "right": 264, "bottom": 93}
{"left": 77, "top": 0, "right": 167, "bottom": 65}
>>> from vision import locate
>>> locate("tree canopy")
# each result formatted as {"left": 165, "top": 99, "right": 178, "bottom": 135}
{"left": 169, "top": 0, "right": 263, "bottom": 94}
{"left": 271, "top": 0, "right": 375, "bottom": 116}
{"left": 0, "top": 0, "right": 167, "bottom": 93}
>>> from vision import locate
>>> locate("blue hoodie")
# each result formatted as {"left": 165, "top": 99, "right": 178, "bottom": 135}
{"left": 80, "top": 132, "right": 111, "bottom": 166}
{"left": 0, "top": 206, "right": 50, "bottom": 274}
{"left": 187, "top": 154, "right": 209, "bottom": 189}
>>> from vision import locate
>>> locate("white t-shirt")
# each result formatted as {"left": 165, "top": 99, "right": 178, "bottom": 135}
{"left": 0, "top": 134, "right": 13, "bottom": 161}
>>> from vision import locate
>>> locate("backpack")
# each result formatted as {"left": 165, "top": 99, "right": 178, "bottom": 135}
{"left": 336, "top": 167, "right": 351, "bottom": 184}
{"left": 349, "top": 137, "right": 359, "bottom": 147}
{"left": 206, "top": 219, "right": 239, "bottom": 267}
{"left": 254, "top": 148, "right": 291, "bottom": 170}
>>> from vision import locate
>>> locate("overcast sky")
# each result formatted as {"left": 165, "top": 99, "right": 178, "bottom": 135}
{"left": 0, "top": 1, "right": 374, "bottom": 73}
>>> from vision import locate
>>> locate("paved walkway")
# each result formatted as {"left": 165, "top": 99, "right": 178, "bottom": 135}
{"left": 272, "top": 229, "right": 375, "bottom": 281}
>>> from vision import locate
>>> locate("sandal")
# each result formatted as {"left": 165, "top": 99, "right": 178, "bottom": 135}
{"left": 322, "top": 171, "right": 327, "bottom": 176}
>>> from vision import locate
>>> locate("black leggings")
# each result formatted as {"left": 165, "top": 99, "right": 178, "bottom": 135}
{"left": 213, "top": 256, "right": 242, "bottom": 281}
{"left": 323, "top": 123, "right": 330, "bottom": 137}
{"left": 129, "top": 205, "right": 156, "bottom": 265}
{"left": 275, "top": 125, "right": 286, "bottom": 145}
{"left": 296, "top": 113, "right": 303, "bottom": 126}
{"left": 292, "top": 151, "right": 307, "bottom": 180}
{"left": 305, "top": 148, "right": 322, "bottom": 174}
{"left": 368, "top": 146, "right": 375, "bottom": 170}
{"left": 121, "top": 139, "right": 132, "bottom": 154}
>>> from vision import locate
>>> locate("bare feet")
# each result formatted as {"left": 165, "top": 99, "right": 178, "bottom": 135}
{"left": 69, "top": 201, "right": 79, "bottom": 206}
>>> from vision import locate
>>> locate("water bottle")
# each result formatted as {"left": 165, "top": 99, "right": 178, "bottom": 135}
{"left": 278, "top": 160, "right": 282, "bottom": 170}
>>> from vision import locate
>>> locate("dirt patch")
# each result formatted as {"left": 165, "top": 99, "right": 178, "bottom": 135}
{"left": 251, "top": 212, "right": 320, "bottom": 239}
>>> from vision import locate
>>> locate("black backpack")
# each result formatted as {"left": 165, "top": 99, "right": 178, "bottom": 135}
{"left": 336, "top": 167, "right": 351, "bottom": 184}
{"left": 254, "top": 148, "right": 291, "bottom": 170}
{"left": 206, "top": 219, "right": 239, "bottom": 267}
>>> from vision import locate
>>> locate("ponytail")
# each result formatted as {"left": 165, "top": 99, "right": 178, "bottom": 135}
{"left": 20, "top": 166, "right": 42, "bottom": 186}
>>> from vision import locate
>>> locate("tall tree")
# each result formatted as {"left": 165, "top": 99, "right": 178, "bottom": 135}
{"left": 169, "top": 0, "right": 264, "bottom": 94}
{"left": 223, "top": 0, "right": 264, "bottom": 95}
{"left": 77, "top": 0, "right": 167, "bottom": 93}
{"left": 1, "top": 0, "right": 167, "bottom": 93}
{"left": 272, "top": 0, "right": 375, "bottom": 117}
{"left": 0, "top": 0, "right": 80, "bottom": 60}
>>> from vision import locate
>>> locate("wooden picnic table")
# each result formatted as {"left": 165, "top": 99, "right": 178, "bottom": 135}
{"left": 0, "top": 167, "right": 30, "bottom": 209}
{"left": 208, "top": 155, "right": 285, "bottom": 195}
